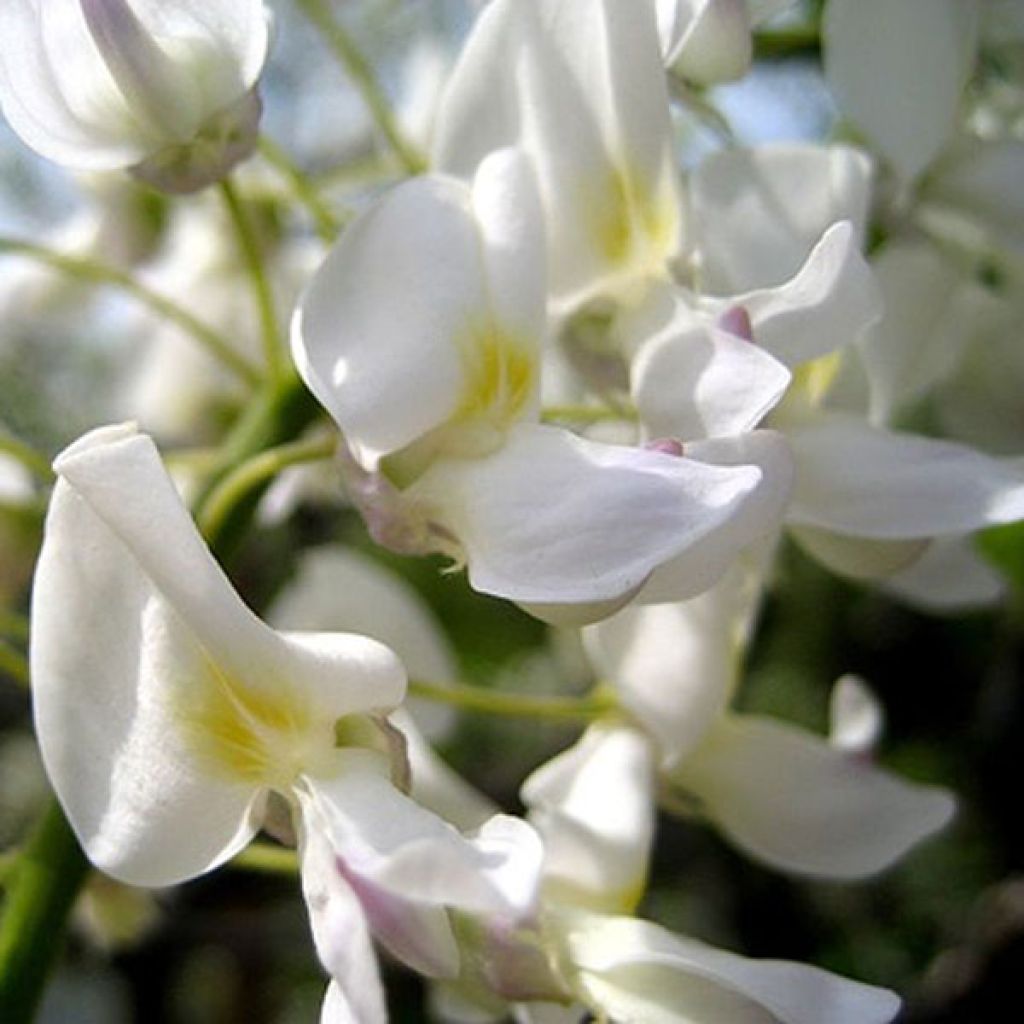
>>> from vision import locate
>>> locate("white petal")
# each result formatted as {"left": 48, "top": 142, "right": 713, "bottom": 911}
{"left": 0, "top": 0, "right": 146, "bottom": 168}
{"left": 723, "top": 221, "right": 882, "bottom": 368}
{"left": 638, "top": 431, "right": 792, "bottom": 603}
{"left": 922, "top": 139, "right": 1024, "bottom": 258}
{"left": 561, "top": 911, "right": 901, "bottom": 1024}
{"left": 689, "top": 144, "right": 873, "bottom": 292}
{"left": 664, "top": 0, "right": 753, "bottom": 86}
{"left": 305, "top": 762, "right": 543, "bottom": 916}
{"left": 291, "top": 175, "right": 472, "bottom": 463}
{"left": 881, "top": 535, "right": 1007, "bottom": 613}
{"left": 676, "top": 715, "right": 956, "bottom": 878}
{"left": 584, "top": 573, "right": 752, "bottom": 766}
{"left": 31, "top": 424, "right": 403, "bottom": 884}
{"left": 269, "top": 547, "right": 458, "bottom": 742}
{"left": 300, "top": 782, "right": 463, "bottom": 981}
{"left": 292, "top": 156, "right": 544, "bottom": 466}
{"left": 32, "top": 534, "right": 263, "bottom": 886}
{"left": 320, "top": 982, "right": 366, "bottom": 1024}
{"left": 126, "top": 0, "right": 270, "bottom": 91}
{"left": 790, "top": 526, "right": 928, "bottom": 581}
{"left": 521, "top": 725, "right": 656, "bottom": 913}
{"left": 858, "top": 241, "right": 1001, "bottom": 423}
{"left": 0, "top": 0, "right": 268, "bottom": 170}
{"left": 538, "top": 0, "right": 674, "bottom": 205}
{"left": 409, "top": 423, "right": 767, "bottom": 608}
{"left": 631, "top": 311, "right": 791, "bottom": 440}
{"left": 824, "top": 0, "right": 980, "bottom": 182}
{"left": 787, "top": 415, "right": 1024, "bottom": 539}
{"left": 300, "top": 821, "right": 388, "bottom": 1024}
{"left": 51, "top": 426, "right": 405, "bottom": 716}
{"left": 434, "top": 0, "right": 680, "bottom": 305}
{"left": 829, "top": 675, "right": 884, "bottom": 757}
{"left": 471, "top": 147, "right": 548, "bottom": 349}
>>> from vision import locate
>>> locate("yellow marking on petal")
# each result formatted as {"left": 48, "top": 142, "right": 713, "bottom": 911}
{"left": 379, "top": 322, "right": 537, "bottom": 484}
{"left": 587, "top": 162, "right": 680, "bottom": 278}
{"left": 543, "top": 874, "right": 647, "bottom": 918}
{"left": 449, "top": 321, "right": 537, "bottom": 448}
{"left": 592, "top": 167, "right": 634, "bottom": 268}
{"left": 791, "top": 350, "right": 843, "bottom": 409}
{"left": 174, "top": 650, "right": 315, "bottom": 787}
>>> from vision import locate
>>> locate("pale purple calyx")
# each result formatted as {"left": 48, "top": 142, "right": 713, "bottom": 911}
{"left": 80, "top": 0, "right": 260, "bottom": 191}
{"left": 131, "top": 89, "right": 262, "bottom": 193}
{"left": 716, "top": 304, "right": 754, "bottom": 342}
{"left": 451, "top": 912, "right": 570, "bottom": 1005}
{"left": 336, "top": 442, "right": 460, "bottom": 562}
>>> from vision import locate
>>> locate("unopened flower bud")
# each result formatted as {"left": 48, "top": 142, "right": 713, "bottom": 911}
{"left": 0, "top": 0, "right": 270, "bottom": 192}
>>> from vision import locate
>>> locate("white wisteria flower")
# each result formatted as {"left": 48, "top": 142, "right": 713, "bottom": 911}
{"left": 30, "top": 423, "right": 542, "bottom": 1022}
{"left": 526, "top": 908, "right": 901, "bottom": 1024}
{"left": 571, "top": 571, "right": 956, "bottom": 880}
{"left": 638, "top": 141, "right": 1024, "bottom": 584}
{"left": 823, "top": 0, "right": 981, "bottom": 184}
{"left": 428, "top": 667, "right": 903, "bottom": 1024}
{"left": 292, "top": 148, "right": 791, "bottom": 624}
{"left": 0, "top": 0, "right": 270, "bottom": 192}
{"left": 409, "top": 727, "right": 902, "bottom": 1024}
{"left": 655, "top": 0, "right": 753, "bottom": 85}
{"left": 433, "top": 0, "right": 683, "bottom": 311}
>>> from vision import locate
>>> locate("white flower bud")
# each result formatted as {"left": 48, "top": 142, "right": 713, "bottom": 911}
{"left": 0, "top": 0, "right": 270, "bottom": 191}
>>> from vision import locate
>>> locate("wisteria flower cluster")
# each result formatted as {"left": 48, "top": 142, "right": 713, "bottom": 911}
{"left": 1, "top": 0, "right": 1022, "bottom": 1022}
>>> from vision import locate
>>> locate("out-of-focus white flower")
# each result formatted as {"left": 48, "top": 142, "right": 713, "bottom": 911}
{"left": 573, "top": 570, "right": 956, "bottom": 880}
{"left": 522, "top": 722, "right": 656, "bottom": 916}
{"left": 293, "top": 149, "right": 790, "bottom": 624}
{"left": 0, "top": 0, "right": 270, "bottom": 192}
{"left": 829, "top": 675, "right": 884, "bottom": 758}
{"left": 31, "top": 423, "right": 543, "bottom": 1021}
{"left": 428, "top": 704, "right": 901, "bottom": 1023}
{"left": 0, "top": 174, "right": 164, "bottom": 330}
{"left": 686, "top": 143, "right": 875, "bottom": 293}
{"left": 129, "top": 193, "right": 322, "bottom": 444}
{"left": 434, "top": 0, "right": 683, "bottom": 311}
{"left": 536, "top": 909, "right": 901, "bottom": 1024}
{"left": 656, "top": 0, "right": 752, "bottom": 85}
{"left": 823, "top": 0, "right": 982, "bottom": 184}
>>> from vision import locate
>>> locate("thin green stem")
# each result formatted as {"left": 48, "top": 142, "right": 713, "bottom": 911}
{"left": 0, "top": 238, "right": 262, "bottom": 386}
{"left": 219, "top": 178, "right": 287, "bottom": 382}
{"left": 192, "top": 374, "right": 322, "bottom": 557}
{"left": 0, "top": 640, "right": 29, "bottom": 690}
{"left": 294, "top": 0, "right": 426, "bottom": 174}
{"left": 231, "top": 842, "right": 299, "bottom": 876}
{"left": 0, "top": 803, "right": 90, "bottom": 1022}
{"left": 408, "top": 679, "right": 616, "bottom": 724}
{"left": 0, "top": 434, "right": 53, "bottom": 484}
{"left": 197, "top": 432, "right": 336, "bottom": 543}
{"left": 258, "top": 137, "right": 344, "bottom": 244}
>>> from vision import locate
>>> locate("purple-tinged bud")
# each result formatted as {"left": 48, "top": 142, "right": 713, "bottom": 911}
{"left": 716, "top": 305, "right": 754, "bottom": 342}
